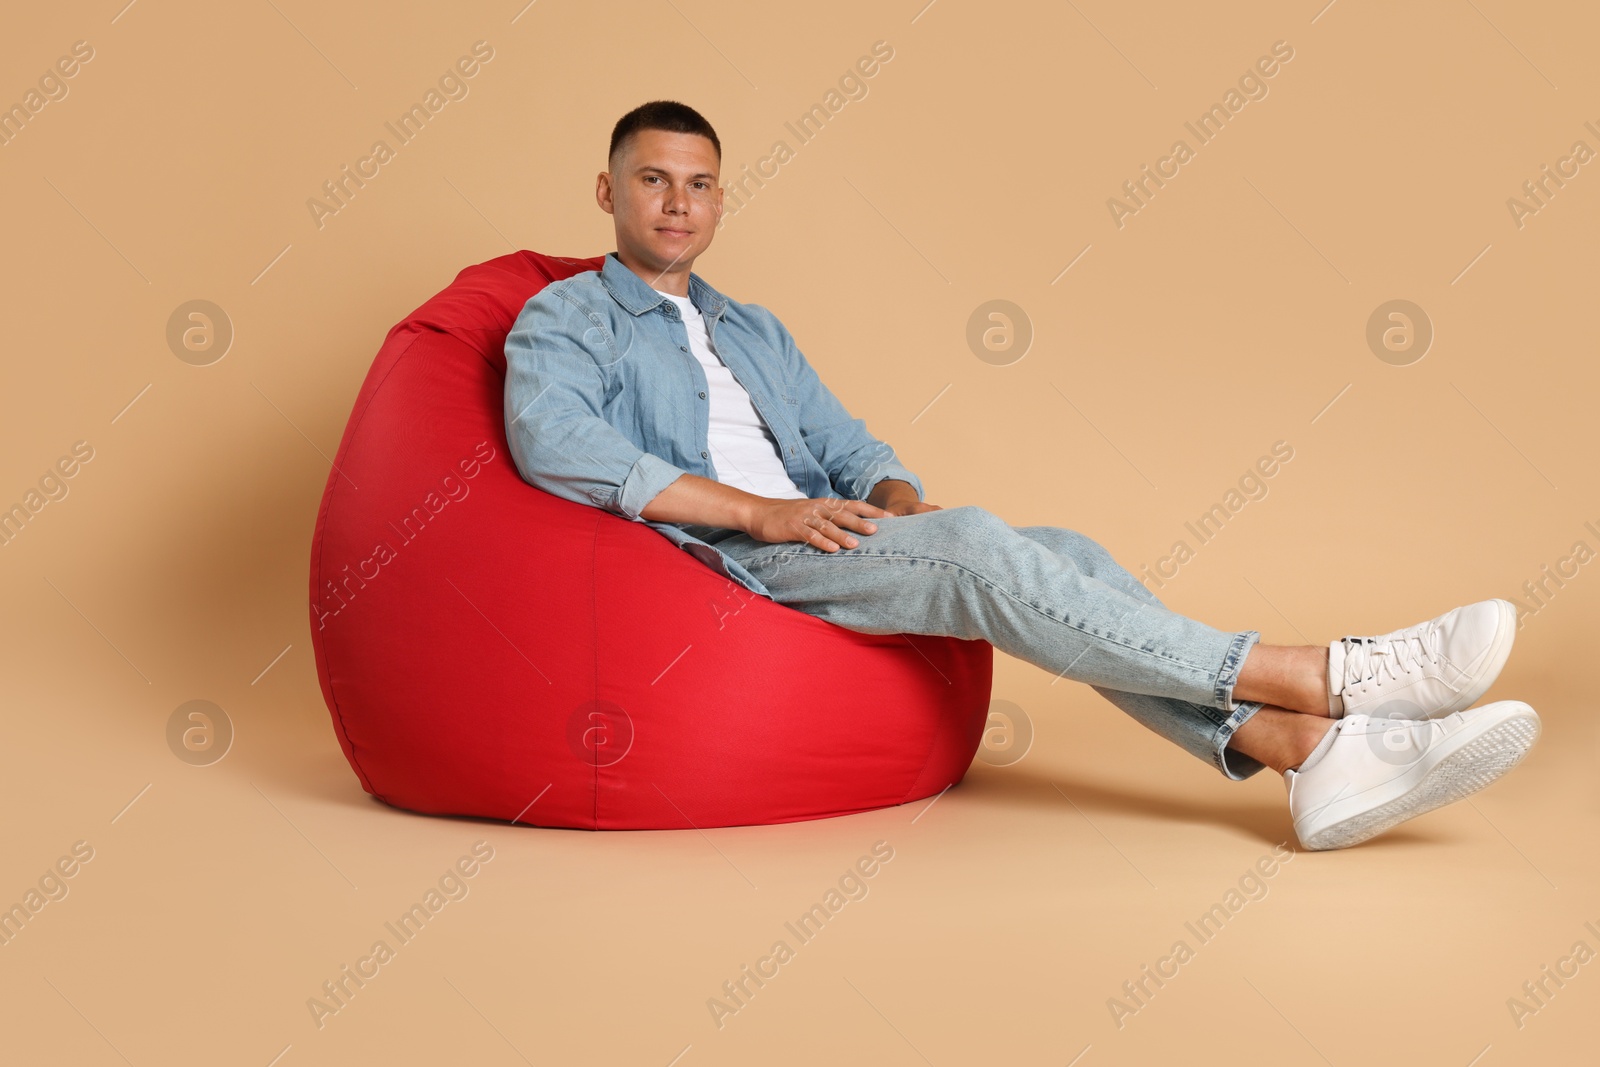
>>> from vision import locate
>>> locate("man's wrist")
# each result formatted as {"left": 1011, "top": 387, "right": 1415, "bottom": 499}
{"left": 732, "top": 488, "right": 767, "bottom": 534}
{"left": 866, "top": 478, "right": 918, "bottom": 509}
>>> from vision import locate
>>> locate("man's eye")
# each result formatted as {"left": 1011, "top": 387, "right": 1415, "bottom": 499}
{"left": 642, "top": 176, "right": 712, "bottom": 191}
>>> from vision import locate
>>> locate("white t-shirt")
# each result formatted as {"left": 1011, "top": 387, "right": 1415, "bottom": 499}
{"left": 656, "top": 289, "right": 807, "bottom": 500}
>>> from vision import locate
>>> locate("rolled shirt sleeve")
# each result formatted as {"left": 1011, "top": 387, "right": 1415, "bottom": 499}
{"left": 504, "top": 290, "right": 689, "bottom": 521}
{"left": 762, "top": 308, "right": 924, "bottom": 504}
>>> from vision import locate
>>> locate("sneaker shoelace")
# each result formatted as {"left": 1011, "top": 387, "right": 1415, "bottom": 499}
{"left": 1341, "top": 624, "right": 1445, "bottom": 696}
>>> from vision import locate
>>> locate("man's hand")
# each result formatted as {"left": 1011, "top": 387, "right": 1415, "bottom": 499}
{"left": 867, "top": 478, "right": 943, "bottom": 517}
{"left": 743, "top": 496, "right": 889, "bottom": 552}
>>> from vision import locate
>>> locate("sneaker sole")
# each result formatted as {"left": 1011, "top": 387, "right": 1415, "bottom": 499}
{"left": 1299, "top": 705, "right": 1539, "bottom": 851}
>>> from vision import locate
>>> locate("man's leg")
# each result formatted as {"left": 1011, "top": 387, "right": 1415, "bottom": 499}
{"left": 1009, "top": 523, "right": 1334, "bottom": 777}
{"left": 718, "top": 508, "right": 1535, "bottom": 850}
{"left": 993, "top": 522, "right": 1538, "bottom": 851}
{"left": 716, "top": 505, "right": 1315, "bottom": 780}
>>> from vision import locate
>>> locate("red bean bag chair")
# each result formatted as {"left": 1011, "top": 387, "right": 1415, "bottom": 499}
{"left": 308, "top": 249, "right": 995, "bottom": 830}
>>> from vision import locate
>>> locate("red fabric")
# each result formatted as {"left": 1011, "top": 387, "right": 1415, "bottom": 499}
{"left": 308, "top": 250, "right": 994, "bottom": 830}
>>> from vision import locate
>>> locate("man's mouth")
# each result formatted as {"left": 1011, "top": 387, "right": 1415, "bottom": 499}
{"left": 657, "top": 227, "right": 692, "bottom": 237}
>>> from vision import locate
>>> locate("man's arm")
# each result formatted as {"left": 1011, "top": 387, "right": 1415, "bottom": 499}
{"left": 759, "top": 307, "right": 926, "bottom": 505}
{"left": 637, "top": 471, "right": 762, "bottom": 529}
{"left": 503, "top": 290, "right": 694, "bottom": 522}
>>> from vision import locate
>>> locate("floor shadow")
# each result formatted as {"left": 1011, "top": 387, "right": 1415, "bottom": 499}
{"left": 955, "top": 760, "right": 1447, "bottom": 852}
{"left": 286, "top": 742, "right": 1448, "bottom": 852}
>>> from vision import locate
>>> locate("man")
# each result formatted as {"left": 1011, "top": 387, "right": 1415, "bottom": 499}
{"left": 503, "top": 100, "right": 1540, "bottom": 851}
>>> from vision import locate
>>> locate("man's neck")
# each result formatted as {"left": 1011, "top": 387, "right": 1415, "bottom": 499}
{"left": 615, "top": 248, "right": 691, "bottom": 296}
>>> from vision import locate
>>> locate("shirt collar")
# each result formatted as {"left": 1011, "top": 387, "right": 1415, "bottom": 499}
{"left": 600, "top": 250, "right": 727, "bottom": 320}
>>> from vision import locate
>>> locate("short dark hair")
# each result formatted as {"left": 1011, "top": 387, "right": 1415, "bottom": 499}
{"left": 608, "top": 100, "right": 721, "bottom": 171}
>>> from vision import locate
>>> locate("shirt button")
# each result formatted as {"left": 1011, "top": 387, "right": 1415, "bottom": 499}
{"left": 698, "top": 391, "right": 707, "bottom": 399}
{"left": 700, "top": 450, "right": 709, "bottom": 459}
{"left": 679, "top": 345, "right": 688, "bottom": 352}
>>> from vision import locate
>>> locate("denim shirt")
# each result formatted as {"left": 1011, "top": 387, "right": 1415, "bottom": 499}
{"left": 503, "top": 251, "right": 924, "bottom": 600}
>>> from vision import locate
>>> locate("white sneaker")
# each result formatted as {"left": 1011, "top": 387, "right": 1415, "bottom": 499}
{"left": 1285, "top": 700, "right": 1540, "bottom": 851}
{"left": 1327, "top": 598, "right": 1517, "bottom": 719}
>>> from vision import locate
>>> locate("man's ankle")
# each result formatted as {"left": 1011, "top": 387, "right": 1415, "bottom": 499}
{"left": 1298, "top": 643, "right": 1332, "bottom": 717}
{"left": 1287, "top": 715, "right": 1337, "bottom": 772}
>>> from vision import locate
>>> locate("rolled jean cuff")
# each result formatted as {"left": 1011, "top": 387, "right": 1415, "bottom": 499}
{"left": 1214, "top": 698, "right": 1268, "bottom": 781}
{"left": 1212, "top": 629, "right": 1265, "bottom": 781}
{"left": 1214, "top": 629, "right": 1262, "bottom": 713}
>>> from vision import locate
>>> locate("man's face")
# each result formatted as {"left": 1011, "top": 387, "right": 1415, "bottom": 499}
{"left": 599, "top": 128, "right": 723, "bottom": 281}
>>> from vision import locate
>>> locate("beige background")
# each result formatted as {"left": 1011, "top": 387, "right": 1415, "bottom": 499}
{"left": 2, "top": 0, "right": 1597, "bottom": 1063}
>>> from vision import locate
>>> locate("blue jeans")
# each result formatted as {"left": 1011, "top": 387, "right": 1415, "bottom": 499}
{"left": 711, "top": 505, "right": 1268, "bottom": 780}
